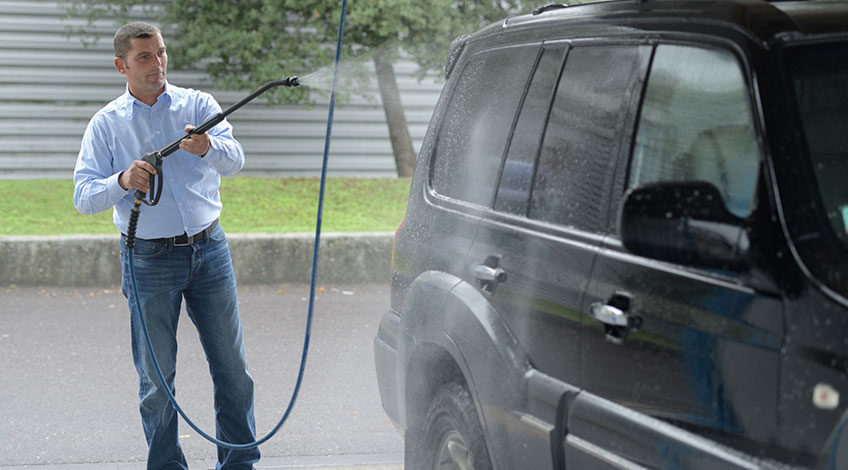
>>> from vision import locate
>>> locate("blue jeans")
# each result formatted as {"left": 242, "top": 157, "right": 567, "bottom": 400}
{"left": 121, "top": 224, "right": 260, "bottom": 470}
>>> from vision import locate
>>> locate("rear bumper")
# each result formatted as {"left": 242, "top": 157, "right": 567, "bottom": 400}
{"left": 373, "top": 308, "right": 402, "bottom": 428}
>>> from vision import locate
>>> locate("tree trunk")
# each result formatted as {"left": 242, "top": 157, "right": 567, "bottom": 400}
{"left": 374, "top": 51, "right": 416, "bottom": 177}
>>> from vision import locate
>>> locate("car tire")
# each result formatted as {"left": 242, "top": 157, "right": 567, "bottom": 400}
{"left": 410, "top": 381, "right": 493, "bottom": 470}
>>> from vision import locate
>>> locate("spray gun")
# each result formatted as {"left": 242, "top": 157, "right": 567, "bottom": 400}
{"left": 126, "top": 76, "right": 299, "bottom": 248}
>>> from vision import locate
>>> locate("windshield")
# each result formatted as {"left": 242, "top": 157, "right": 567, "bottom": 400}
{"left": 787, "top": 42, "right": 848, "bottom": 245}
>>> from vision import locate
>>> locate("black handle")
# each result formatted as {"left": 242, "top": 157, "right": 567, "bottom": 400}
{"left": 134, "top": 151, "right": 163, "bottom": 206}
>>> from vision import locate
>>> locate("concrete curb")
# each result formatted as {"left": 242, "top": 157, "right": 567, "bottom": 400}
{"left": 0, "top": 232, "right": 393, "bottom": 287}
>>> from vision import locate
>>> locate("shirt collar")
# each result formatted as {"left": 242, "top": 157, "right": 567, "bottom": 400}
{"left": 121, "top": 81, "right": 173, "bottom": 118}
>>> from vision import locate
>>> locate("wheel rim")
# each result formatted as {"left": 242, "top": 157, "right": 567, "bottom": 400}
{"left": 434, "top": 429, "right": 472, "bottom": 470}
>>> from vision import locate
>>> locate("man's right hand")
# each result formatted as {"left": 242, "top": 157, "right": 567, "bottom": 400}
{"left": 119, "top": 160, "right": 158, "bottom": 192}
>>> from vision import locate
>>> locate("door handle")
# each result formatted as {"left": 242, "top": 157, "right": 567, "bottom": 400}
{"left": 473, "top": 255, "right": 506, "bottom": 296}
{"left": 589, "top": 292, "right": 640, "bottom": 345}
{"left": 590, "top": 303, "right": 630, "bottom": 327}
{"left": 473, "top": 264, "right": 507, "bottom": 283}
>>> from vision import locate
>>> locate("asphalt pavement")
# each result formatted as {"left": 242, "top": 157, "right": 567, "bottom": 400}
{"left": 0, "top": 283, "right": 403, "bottom": 469}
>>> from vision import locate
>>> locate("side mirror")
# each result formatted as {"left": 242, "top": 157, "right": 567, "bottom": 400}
{"left": 619, "top": 181, "right": 749, "bottom": 271}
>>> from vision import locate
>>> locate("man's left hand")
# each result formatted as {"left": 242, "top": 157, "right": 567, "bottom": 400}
{"left": 180, "top": 124, "right": 211, "bottom": 156}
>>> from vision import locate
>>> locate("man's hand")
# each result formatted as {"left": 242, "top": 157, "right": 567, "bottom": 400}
{"left": 119, "top": 160, "right": 157, "bottom": 192}
{"left": 180, "top": 124, "right": 211, "bottom": 156}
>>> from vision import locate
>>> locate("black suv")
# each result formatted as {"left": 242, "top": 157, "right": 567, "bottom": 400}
{"left": 373, "top": 1, "right": 848, "bottom": 468}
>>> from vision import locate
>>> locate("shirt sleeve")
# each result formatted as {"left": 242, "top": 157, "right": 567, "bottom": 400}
{"left": 197, "top": 93, "right": 245, "bottom": 176}
{"left": 73, "top": 116, "right": 128, "bottom": 215}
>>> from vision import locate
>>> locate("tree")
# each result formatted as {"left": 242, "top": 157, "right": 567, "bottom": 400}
{"left": 67, "top": 0, "right": 537, "bottom": 176}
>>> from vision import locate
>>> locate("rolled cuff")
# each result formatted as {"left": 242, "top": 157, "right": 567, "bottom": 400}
{"left": 108, "top": 171, "right": 130, "bottom": 200}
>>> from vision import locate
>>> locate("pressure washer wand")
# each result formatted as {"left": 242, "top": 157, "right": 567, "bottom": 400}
{"left": 150, "top": 76, "right": 301, "bottom": 164}
{"left": 126, "top": 76, "right": 299, "bottom": 248}
{"left": 134, "top": 76, "right": 300, "bottom": 206}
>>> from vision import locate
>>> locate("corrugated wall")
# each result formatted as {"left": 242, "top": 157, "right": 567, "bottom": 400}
{"left": 0, "top": 0, "right": 443, "bottom": 178}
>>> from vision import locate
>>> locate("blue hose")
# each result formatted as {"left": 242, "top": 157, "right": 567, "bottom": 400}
{"left": 127, "top": 0, "right": 348, "bottom": 451}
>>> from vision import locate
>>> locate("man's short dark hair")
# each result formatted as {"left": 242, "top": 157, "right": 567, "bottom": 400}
{"left": 114, "top": 22, "right": 161, "bottom": 59}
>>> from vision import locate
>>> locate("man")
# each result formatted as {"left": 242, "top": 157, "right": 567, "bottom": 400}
{"left": 73, "top": 22, "right": 260, "bottom": 469}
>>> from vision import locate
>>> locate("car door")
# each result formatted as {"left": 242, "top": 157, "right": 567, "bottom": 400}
{"left": 466, "top": 42, "right": 649, "bottom": 468}
{"left": 572, "top": 43, "right": 785, "bottom": 468}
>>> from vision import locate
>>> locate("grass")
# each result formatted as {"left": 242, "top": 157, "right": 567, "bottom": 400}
{"left": 0, "top": 177, "right": 411, "bottom": 235}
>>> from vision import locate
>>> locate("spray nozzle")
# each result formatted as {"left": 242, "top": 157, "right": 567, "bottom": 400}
{"left": 284, "top": 76, "right": 300, "bottom": 87}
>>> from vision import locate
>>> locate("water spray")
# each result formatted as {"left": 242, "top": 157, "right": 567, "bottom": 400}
{"left": 125, "top": 0, "right": 347, "bottom": 452}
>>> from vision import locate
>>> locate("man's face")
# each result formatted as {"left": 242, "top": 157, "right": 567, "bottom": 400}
{"left": 115, "top": 33, "right": 168, "bottom": 99}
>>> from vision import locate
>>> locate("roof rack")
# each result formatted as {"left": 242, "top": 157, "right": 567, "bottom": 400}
{"left": 532, "top": 0, "right": 651, "bottom": 16}
{"left": 532, "top": 4, "right": 569, "bottom": 15}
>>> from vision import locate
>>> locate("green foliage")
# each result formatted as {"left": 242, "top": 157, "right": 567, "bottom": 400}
{"left": 0, "top": 178, "right": 410, "bottom": 235}
{"left": 66, "top": 0, "right": 542, "bottom": 99}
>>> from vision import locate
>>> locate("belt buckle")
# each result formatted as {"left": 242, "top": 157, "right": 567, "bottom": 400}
{"left": 174, "top": 234, "right": 194, "bottom": 247}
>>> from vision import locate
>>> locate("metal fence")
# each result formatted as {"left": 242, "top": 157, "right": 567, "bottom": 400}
{"left": 0, "top": 0, "right": 443, "bottom": 178}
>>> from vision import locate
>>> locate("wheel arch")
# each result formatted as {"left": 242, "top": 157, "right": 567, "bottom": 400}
{"left": 398, "top": 270, "right": 534, "bottom": 469}
{"left": 404, "top": 340, "right": 467, "bottom": 438}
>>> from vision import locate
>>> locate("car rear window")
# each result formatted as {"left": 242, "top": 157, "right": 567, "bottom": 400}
{"left": 494, "top": 46, "right": 567, "bottom": 215}
{"left": 431, "top": 45, "right": 539, "bottom": 206}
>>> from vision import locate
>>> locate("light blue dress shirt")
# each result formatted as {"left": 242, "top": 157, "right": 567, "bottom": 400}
{"left": 73, "top": 82, "right": 244, "bottom": 239}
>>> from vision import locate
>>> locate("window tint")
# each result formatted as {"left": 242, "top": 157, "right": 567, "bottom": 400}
{"left": 529, "top": 46, "right": 641, "bottom": 232}
{"left": 431, "top": 45, "right": 539, "bottom": 206}
{"left": 495, "top": 46, "right": 567, "bottom": 215}
{"left": 788, "top": 43, "right": 848, "bottom": 243}
{"left": 629, "top": 45, "right": 759, "bottom": 218}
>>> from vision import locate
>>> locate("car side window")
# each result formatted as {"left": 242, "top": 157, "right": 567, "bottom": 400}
{"left": 431, "top": 45, "right": 539, "bottom": 207}
{"left": 629, "top": 44, "right": 759, "bottom": 218}
{"left": 528, "top": 46, "right": 642, "bottom": 232}
{"left": 495, "top": 46, "right": 568, "bottom": 215}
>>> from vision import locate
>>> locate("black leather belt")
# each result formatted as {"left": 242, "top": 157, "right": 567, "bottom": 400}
{"left": 141, "top": 219, "right": 219, "bottom": 247}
